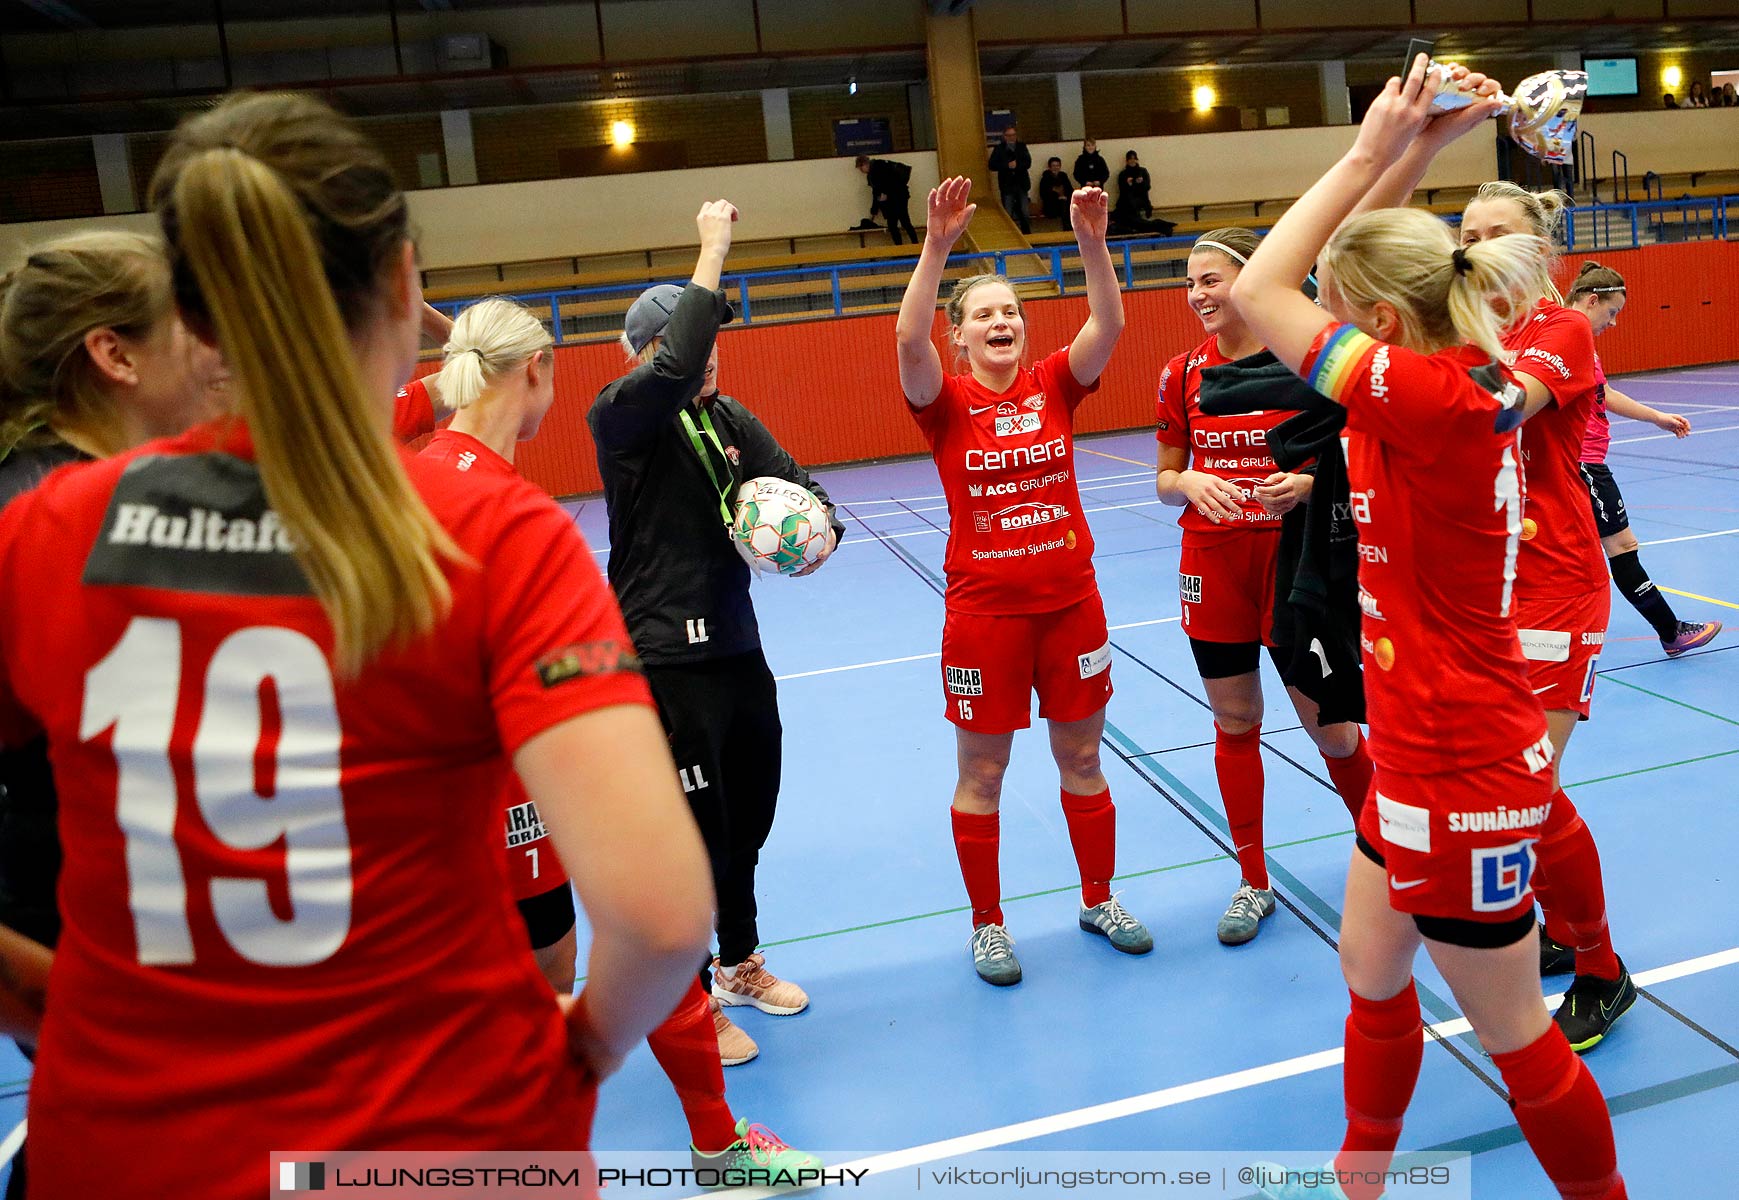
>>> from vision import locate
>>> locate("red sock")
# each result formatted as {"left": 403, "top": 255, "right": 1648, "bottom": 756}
{"left": 1333, "top": 983, "right": 1424, "bottom": 1200}
{"left": 1322, "top": 733, "right": 1374, "bottom": 822}
{"left": 1492, "top": 1026, "right": 1627, "bottom": 1199}
{"left": 1533, "top": 790, "right": 1622, "bottom": 981}
{"left": 646, "top": 978, "right": 738, "bottom": 1152}
{"left": 1214, "top": 723, "right": 1268, "bottom": 889}
{"left": 951, "top": 807, "right": 1004, "bottom": 927}
{"left": 1061, "top": 787, "right": 1116, "bottom": 908}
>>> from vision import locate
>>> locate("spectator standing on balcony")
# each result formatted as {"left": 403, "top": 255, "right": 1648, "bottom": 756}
{"left": 1039, "top": 158, "right": 1074, "bottom": 227}
{"left": 856, "top": 156, "right": 917, "bottom": 246}
{"left": 1074, "top": 138, "right": 1110, "bottom": 191}
{"left": 1112, "top": 151, "right": 1176, "bottom": 237}
{"left": 989, "top": 126, "right": 1032, "bottom": 234}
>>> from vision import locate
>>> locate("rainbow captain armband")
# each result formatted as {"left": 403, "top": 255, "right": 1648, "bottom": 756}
{"left": 1305, "top": 324, "right": 1383, "bottom": 406}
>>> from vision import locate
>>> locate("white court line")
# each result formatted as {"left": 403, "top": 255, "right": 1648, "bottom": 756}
{"left": 678, "top": 946, "right": 1739, "bottom": 1198}
{"left": 0, "top": 1120, "right": 24, "bottom": 1170}
{"left": 774, "top": 619, "right": 1179, "bottom": 681}
{"left": 1612, "top": 422, "right": 1739, "bottom": 445}
{"left": 1624, "top": 376, "right": 1739, "bottom": 386}
{"left": 1639, "top": 526, "right": 1739, "bottom": 548}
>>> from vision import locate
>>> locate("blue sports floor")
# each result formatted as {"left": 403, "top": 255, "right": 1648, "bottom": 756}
{"left": 3, "top": 363, "right": 1737, "bottom": 1197}
{"left": 571, "top": 361, "right": 1739, "bottom": 1198}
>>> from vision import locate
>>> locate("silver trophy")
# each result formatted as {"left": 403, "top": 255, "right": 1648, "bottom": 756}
{"left": 1426, "top": 66, "right": 1588, "bottom": 165}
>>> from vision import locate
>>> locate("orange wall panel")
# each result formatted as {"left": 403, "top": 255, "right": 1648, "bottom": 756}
{"left": 489, "top": 240, "right": 1739, "bottom": 498}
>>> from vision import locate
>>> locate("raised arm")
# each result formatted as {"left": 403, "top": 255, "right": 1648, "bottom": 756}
{"left": 896, "top": 176, "right": 974, "bottom": 408}
{"left": 1606, "top": 385, "right": 1690, "bottom": 436}
{"left": 592, "top": 201, "right": 738, "bottom": 451}
{"left": 1234, "top": 58, "right": 1471, "bottom": 375}
{"left": 1067, "top": 187, "right": 1125, "bottom": 387}
{"left": 1350, "top": 60, "right": 1502, "bottom": 218}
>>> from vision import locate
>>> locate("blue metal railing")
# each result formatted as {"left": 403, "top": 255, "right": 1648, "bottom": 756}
{"left": 430, "top": 196, "right": 1736, "bottom": 344}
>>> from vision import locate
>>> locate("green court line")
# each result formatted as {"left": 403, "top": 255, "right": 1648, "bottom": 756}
{"left": 1603, "top": 674, "right": 1739, "bottom": 727}
{"left": 1565, "top": 746, "right": 1739, "bottom": 788}
{"left": 756, "top": 830, "right": 1355, "bottom": 951}
{"left": 1424, "top": 1061, "right": 1739, "bottom": 1159}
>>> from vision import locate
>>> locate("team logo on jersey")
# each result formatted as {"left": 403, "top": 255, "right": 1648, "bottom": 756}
{"left": 1179, "top": 572, "right": 1202, "bottom": 604}
{"left": 1156, "top": 418, "right": 1170, "bottom": 432}
{"left": 1077, "top": 640, "right": 1111, "bottom": 680}
{"left": 1375, "top": 792, "right": 1431, "bottom": 852}
{"left": 994, "top": 501, "right": 1068, "bottom": 531}
{"left": 967, "top": 484, "right": 983, "bottom": 497}
{"left": 973, "top": 510, "right": 991, "bottom": 533}
{"left": 725, "top": 445, "right": 741, "bottom": 465}
{"left": 1366, "top": 343, "right": 1393, "bottom": 401}
{"left": 1193, "top": 427, "right": 1267, "bottom": 450}
{"left": 945, "top": 665, "right": 984, "bottom": 696}
{"left": 996, "top": 401, "right": 1019, "bottom": 416}
{"left": 84, "top": 457, "right": 313, "bottom": 597}
{"left": 504, "top": 799, "right": 550, "bottom": 849}
{"left": 1187, "top": 350, "right": 1212, "bottom": 372}
{"left": 1516, "top": 628, "right": 1571, "bottom": 663}
{"left": 966, "top": 436, "right": 1067, "bottom": 473}
{"left": 457, "top": 451, "right": 477, "bottom": 472}
{"left": 995, "top": 412, "right": 1043, "bottom": 437}
{"left": 1519, "top": 346, "right": 1571, "bottom": 381}
{"left": 1471, "top": 842, "right": 1537, "bottom": 913}
{"left": 1448, "top": 802, "right": 1552, "bottom": 834}
{"left": 535, "top": 640, "right": 643, "bottom": 688}
{"left": 1358, "top": 587, "right": 1385, "bottom": 620}
{"left": 1023, "top": 394, "right": 1045, "bottom": 412}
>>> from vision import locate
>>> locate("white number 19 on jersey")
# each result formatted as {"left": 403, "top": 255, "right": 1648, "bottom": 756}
{"left": 81, "top": 617, "right": 352, "bottom": 967}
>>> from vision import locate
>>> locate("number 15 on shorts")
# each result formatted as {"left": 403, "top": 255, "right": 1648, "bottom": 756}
{"left": 957, "top": 698, "right": 974, "bottom": 721}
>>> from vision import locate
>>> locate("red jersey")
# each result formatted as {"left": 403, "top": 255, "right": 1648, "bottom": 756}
{"left": 1505, "top": 301, "right": 1607, "bottom": 597}
{"left": 1304, "top": 324, "right": 1547, "bottom": 775}
{"left": 1156, "top": 336, "right": 1287, "bottom": 537}
{"left": 419, "top": 428, "right": 567, "bottom": 901}
{"left": 0, "top": 420, "right": 649, "bottom": 1198}
{"left": 1580, "top": 352, "right": 1611, "bottom": 464}
{"left": 392, "top": 376, "right": 438, "bottom": 443}
{"left": 910, "top": 347, "right": 1100, "bottom": 615}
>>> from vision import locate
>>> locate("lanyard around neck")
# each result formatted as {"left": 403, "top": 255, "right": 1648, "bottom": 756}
{"left": 679, "top": 407, "right": 734, "bottom": 527}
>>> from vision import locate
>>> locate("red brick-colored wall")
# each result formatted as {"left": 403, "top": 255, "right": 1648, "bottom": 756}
{"left": 463, "top": 239, "right": 1739, "bottom": 498}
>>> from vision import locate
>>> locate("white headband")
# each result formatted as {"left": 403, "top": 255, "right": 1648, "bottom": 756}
{"left": 1194, "top": 240, "right": 1249, "bottom": 266}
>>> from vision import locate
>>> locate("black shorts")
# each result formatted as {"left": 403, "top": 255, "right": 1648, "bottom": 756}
{"left": 1355, "top": 834, "right": 1534, "bottom": 949}
{"left": 516, "top": 882, "right": 577, "bottom": 951}
{"left": 1188, "top": 637, "right": 1291, "bottom": 681}
{"left": 1580, "top": 462, "right": 1629, "bottom": 539}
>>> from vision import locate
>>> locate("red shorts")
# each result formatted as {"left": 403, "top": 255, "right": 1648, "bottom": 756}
{"left": 941, "top": 593, "right": 1113, "bottom": 734}
{"left": 504, "top": 791, "right": 568, "bottom": 902}
{"left": 1515, "top": 588, "right": 1610, "bottom": 719}
{"left": 1178, "top": 530, "right": 1280, "bottom": 645}
{"left": 1357, "top": 731, "right": 1556, "bottom": 924}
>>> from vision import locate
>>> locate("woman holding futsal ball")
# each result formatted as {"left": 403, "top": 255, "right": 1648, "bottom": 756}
{"left": 895, "top": 176, "right": 1151, "bottom": 986}
{"left": 1156, "top": 227, "right": 1374, "bottom": 946}
{"left": 432, "top": 297, "right": 819, "bottom": 1181}
{"left": 1566, "top": 261, "right": 1720, "bottom": 657}
{"left": 1234, "top": 58, "right": 1626, "bottom": 1200}
{"left": 0, "top": 92, "right": 716, "bottom": 1199}
{"left": 1460, "top": 184, "right": 1634, "bottom": 1050}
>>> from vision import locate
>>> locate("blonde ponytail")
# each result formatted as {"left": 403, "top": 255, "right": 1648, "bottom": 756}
{"left": 1322, "top": 207, "right": 1546, "bottom": 363}
{"left": 435, "top": 298, "right": 553, "bottom": 410}
{"left": 152, "top": 93, "right": 460, "bottom": 677}
{"left": 1445, "top": 234, "right": 1555, "bottom": 363}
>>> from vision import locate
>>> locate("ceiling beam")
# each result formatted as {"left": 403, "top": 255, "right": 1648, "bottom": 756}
{"left": 19, "top": 0, "right": 95, "bottom": 29}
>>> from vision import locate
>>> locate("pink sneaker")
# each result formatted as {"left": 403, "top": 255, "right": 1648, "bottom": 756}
{"left": 1664, "top": 620, "right": 1722, "bottom": 657}
{"left": 711, "top": 953, "right": 809, "bottom": 1015}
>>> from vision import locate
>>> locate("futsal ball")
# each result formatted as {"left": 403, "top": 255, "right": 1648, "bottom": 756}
{"left": 732, "top": 477, "right": 831, "bottom": 576}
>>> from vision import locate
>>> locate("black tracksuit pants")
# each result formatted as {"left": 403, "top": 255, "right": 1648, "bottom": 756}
{"left": 645, "top": 649, "right": 782, "bottom": 984}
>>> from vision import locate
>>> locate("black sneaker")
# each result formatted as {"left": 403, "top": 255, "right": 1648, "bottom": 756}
{"left": 1539, "top": 925, "right": 1576, "bottom": 975}
{"left": 1554, "top": 961, "right": 1637, "bottom": 1053}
